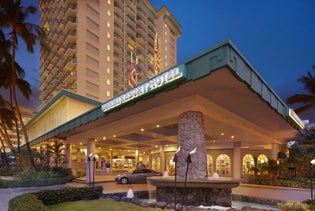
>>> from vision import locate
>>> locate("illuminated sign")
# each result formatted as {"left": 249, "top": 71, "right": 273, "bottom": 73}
{"left": 288, "top": 109, "right": 305, "bottom": 129}
{"left": 101, "top": 65, "right": 186, "bottom": 113}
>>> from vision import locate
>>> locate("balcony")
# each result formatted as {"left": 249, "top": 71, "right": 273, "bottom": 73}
{"left": 64, "top": 72, "right": 76, "bottom": 84}
{"left": 114, "top": 7, "right": 123, "bottom": 18}
{"left": 64, "top": 58, "right": 77, "bottom": 72}
{"left": 137, "top": 18, "right": 145, "bottom": 30}
{"left": 64, "top": 44, "right": 77, "bottom": 58}
{"left": 64, "top": 16, "right": 77, "bottom": 31}
{"left": 65, "top": 3, "right": 77, "bottom": 18}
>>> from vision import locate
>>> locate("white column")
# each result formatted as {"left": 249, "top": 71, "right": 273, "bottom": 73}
{"left": 86, "top": 138, "right": 96, "bottom": 183}
{"left": 148, "top": 150, "right": 152, "bottom": 169}
{"left": 233, "top": 142, "right": 242, "bottom": 179}
{"left": 160, "top": 146, "right": 165, "bottom": 173}
{"left": 271, "top": 143, "right": 280, "bottom": 161}
{"left": 65, "top": 143, "right": 72, "bottom": 169}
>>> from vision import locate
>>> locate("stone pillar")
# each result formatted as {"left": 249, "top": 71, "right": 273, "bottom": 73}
{"left": 65, "top": 143, "right": 72, "bottom": 169}
{"left": 177, "top": 111, "right": 207, "bottom": 179}
{"left": 86, "top": 138, "right": 95, "bottom": 183}
{"left": 233, "top": 142, "right": 242, "bottom": 179}
{"left": 271, "top": 143, "right": 280, "bottom": 160}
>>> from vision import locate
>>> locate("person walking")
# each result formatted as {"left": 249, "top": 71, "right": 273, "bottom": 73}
{"left": 101, "top": 158, "right": 107, "bottom": 173}
{"left": 105, "top": 161, "right": 111, "bottom": 174}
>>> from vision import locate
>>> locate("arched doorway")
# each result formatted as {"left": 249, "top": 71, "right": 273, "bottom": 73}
{"left": 207, "top": 154, "right": 213, "bottom": 176}
{"left": 216, "top": 154, "right": 231, "bottom": 176}
{"left": 242, "top": 154, "right": 254, "bottom": 175}
{"left": 257, "top": 154, "right": 268, "bottom": 175}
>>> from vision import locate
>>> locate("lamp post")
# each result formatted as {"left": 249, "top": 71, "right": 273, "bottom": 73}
{"left": 92, "top": 157, "right": 96, "bottom": 186}
{"left": 87, "top": 153, "right": 92, "bottom": 186}
{"left": 310, "top": 159, "right": 315, "bottom": 200}
{"left": 181, "top": 148, "right": 197, "bottom": 211}
{"left": 173, "top": 146, "right": 180, "bottom": 211}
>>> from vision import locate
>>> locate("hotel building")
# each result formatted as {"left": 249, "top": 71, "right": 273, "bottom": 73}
{"left": 39, "top": 0, "right": 181, "bottom": 108}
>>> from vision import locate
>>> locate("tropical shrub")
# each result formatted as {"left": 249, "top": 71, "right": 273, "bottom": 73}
{"left": 278, "top": 201, "right": 310, "bottom": 211}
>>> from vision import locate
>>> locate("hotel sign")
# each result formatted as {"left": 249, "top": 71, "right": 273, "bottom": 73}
{"left": 288, "top": 108, "right": 305, "bottom": 129}
{"left": 101, "top": 65, "right": 186, "bottom": 113}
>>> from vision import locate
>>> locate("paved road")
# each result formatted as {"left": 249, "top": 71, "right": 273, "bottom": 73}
{"left": 232, "top": 183, "right": 311, "bottom": 202}
{"left": 0, "top": 180, "right": 311, "bottom": 211}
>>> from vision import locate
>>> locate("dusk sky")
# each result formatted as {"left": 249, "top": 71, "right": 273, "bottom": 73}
{"left": 12, "top": 0, "right": 315, "bottom": 121}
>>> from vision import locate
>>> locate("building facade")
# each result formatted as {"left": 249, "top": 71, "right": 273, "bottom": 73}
{"left": 39, "top": 0, "right": 181, "bottom": 108}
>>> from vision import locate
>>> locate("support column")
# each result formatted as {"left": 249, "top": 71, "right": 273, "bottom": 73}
{"left": 271, "top": 143, "right": 280, "bottom": 161}
{"left": 177, "top": 111, "right": 207, "bottom": 179}
{"left": 65, "top": 143, "right": 72, "bottom": 169}
{"left": 86, "top": 138, "right": 95, "bottom": 183}
{"left": 148, "top": 150, "right": 152, "bottom": 169}
{"left": 160, "top": 146, "right": 165, "bottom": 173}
{"left": 233, "top": 142, "right": 242, "bottom": 179}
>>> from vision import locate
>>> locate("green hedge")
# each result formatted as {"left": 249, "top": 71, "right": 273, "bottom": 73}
{"left": 8, "top": 186, "right": 103, "bottom": 210}
{"left": 246, "top": 176, "right": 311, "bottom": 188}
{"left": 8, "top": 193, "right": 47, "bottom": 211}
{"left": 34, "top": 186, "right": 103, "bottom": 205}
{"left": 0, "top": 177, "right": 73, "bottom": 188}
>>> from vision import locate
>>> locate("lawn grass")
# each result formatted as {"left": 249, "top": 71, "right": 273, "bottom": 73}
{"left": 47, "top": 198, "right": 171, "bottom": 211}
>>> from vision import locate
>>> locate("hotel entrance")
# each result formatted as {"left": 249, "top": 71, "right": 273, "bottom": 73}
{"left": 26, "top": 41, "right": 303, "bottom": 182}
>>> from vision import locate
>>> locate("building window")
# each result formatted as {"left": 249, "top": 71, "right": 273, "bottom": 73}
{"left": 86, "top": 55, "right": 99, "bottom": 67}
{"left": 107, "top": 44, "right": 110, "bottom": 50}
{"left": 86, "top": 42, "right": 99, "bottom": 56}
{"left": 107, "top": 0, "right": 111, "bottom": 5}
{"left": 107, "top": 21, "right": 110, "bottom": 27}
{"left": 107, "top": 68, "right": 110, "bottom": 73}
{"left": 107, "top": 79, "right": 110, "bottom": 85}
{"left": 86, "top": 68, "right": 99, "bottom": 80}
{"left": 87, "top": 30, "right": 99, "bottom": 44}
{"left": 107, "top": 9, "right": 111, "bottom": 16}
{"left": 107, "top": 32, "right": 110, "bottom": 38}
{"left": 86, "top": 81, "right": 99, "bottom": 92}
{"left": 107, "top": 56, "right": 110, "bottom": 62}
{"left": 106, "top": 91, "right": 110, "bottom": 97}
{"left": 87, "top": 17, "right": 99, "bottom": 32}
{"left": 87, "top": 3, "right": 99, "bottom": 19}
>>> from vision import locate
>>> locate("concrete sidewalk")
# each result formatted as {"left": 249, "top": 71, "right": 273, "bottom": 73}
{"left": 0, "top": 184, "right": 69, "bottom": 211}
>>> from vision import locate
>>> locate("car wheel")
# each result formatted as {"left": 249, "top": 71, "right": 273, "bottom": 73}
{"left": 121, "top": 177, "right": 128, "bottom": 184}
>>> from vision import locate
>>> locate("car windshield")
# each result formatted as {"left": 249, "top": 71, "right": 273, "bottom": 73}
{"left": 133, "top": 169, "right": 152, "bottom": 174}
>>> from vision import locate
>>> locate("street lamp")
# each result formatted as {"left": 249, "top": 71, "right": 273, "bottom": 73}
{"left": 181, "top": 147, "right": 197, "bottom": 210}
{"left": 87, "top": 153, "right": 92, "bottom": 186}
{"left": 310, "top": 159, "right": 315, "bottom": 200}
{"left": 173, "top": 146, "right": 180, "bottom": 210}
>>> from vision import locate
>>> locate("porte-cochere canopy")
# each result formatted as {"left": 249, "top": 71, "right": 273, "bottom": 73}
{"left": 25, "top": 40, "right": 303, "bottom": 156}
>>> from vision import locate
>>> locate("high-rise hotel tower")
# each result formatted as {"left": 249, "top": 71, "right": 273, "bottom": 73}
{"left": 39, "top": 0, "right": 181, "bottom": 108}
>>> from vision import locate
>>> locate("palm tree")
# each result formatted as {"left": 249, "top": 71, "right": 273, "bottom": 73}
{"left": 0, "top": 0, "right": 46, "bottom": 171}
{"left": 286, "top": 65, "right": 315, "bottom": 114}
{"left": 47, "top": 141, "right": 65, "bottom": 168}
{"left": 0, "top": 95, "right": 15, "bottom": 152}
{"left": 0, "top": 55, "right": 32, "bottom": 153}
